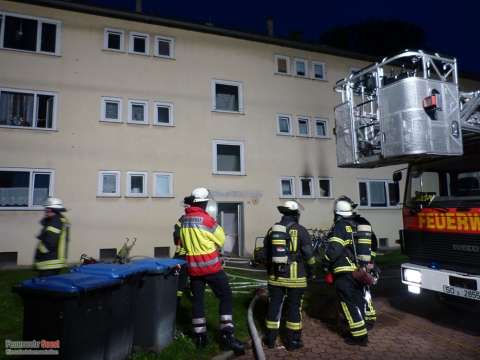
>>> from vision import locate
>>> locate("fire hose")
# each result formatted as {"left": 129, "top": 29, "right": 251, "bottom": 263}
{"left": 248, "top": 288, "right": 267, "bottom": 360}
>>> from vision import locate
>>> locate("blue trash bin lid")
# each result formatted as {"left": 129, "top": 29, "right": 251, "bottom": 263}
{"left": 20, "top": 272, "right": 120, "bottom": 294}
{"left": 153, "top": 258, "right": 186, "bottom": 268}
{"left": 72, "top": 262, "right": 150, "bottom": 279}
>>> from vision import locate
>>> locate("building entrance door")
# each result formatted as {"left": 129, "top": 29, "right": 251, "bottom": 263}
{"left": 217, "top": 202, "right": 244, "bottom": 257}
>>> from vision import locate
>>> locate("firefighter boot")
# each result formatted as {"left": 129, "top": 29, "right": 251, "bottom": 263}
{"left": 194, "top": 333, "right": 208, "bottom": 349}
{"left": 285, "top": 330, "right": 303, "bottom": 351}
{"left": 219, "top": 331, "right": 246, "bottom": 355}
{"left": 263, "top": 330, "right": 278, "bottom": 349}
{"left": 344, "top": 334, "right": 368, "bottom": 347}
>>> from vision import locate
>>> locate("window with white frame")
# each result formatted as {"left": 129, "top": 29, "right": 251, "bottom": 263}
{"left": 0, "top": 168, "right": 53, "bottom": 209}
{"left": 129, "top": 32, "right": 149, "bottom": 55}
{"left": 153, "top": 172, "right": 173, "bottom": 197}
{"left": 279, "top": 177, "right": 295, "bottom": 198}
{"left": 212, "top": 80, "right": 244, "bottom": 113}
{"left": 314, "top": 118, "right": 328, "bottom": 138}
{"left": 154, "top": 35, "right": 174, "bottom": 58}
{"left": 0, "top": 88, "right": 56, "bottom": 129}
{"left": 276, "top": 114, "right": 292, "bottom": 135}
{"left": 358, "top": 179, "right": 400, "bottom": 208}
{"left": 294, "top": 58, "right": 308, "bottom": 77}
{"left": 153, "top": 102, "right": 174, "bottom": 126}
{"left": 274, "top": 55, "right": 290, "bottom": 75}
{"left": 297, "top": 117, "right": 310, "bottom": 136}
{"left": 0, "top": 12, "right": 61, "bottom": 55}
{"left": 101, "top": 97, "right": 122, "bottom": 122}
{"left": 299, "top": 177, "right": 314, "bottom": 198}
{"left": 312, "top": 61, "right": 326, "bottom": 80}
{"left": 104, "top": 28, "right": 124, "bottom": 51}
{"left": 318, "top": 177, "right": 333, "bottom": 198}
{"left": 97, "top": 171, "right": 120, "bottom": 197}
{"left": 128, "top": 100, "right": 148, "bottom": 124}
{"left": 213, "top": 140, "right": 245, "bottom": 175}
{"left": 126, "top": 171, "right": 148, "bottom": 197}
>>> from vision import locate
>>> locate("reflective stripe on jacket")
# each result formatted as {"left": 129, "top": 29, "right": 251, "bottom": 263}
{"left": 179, "top": 206, "right": 225, "bottom": 276}
{"left": 35, "top": 214, "right": 69, "bottom": 270}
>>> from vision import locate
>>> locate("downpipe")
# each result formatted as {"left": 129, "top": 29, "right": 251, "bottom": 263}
{"left": 248, "top": 288, "right": 267, "bottom": 360}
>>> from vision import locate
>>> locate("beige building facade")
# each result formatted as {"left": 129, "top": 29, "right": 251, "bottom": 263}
{"left": 0, "top": 0, "right": 475, "bottom": 266}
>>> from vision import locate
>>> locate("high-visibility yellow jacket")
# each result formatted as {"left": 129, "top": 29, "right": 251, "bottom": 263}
{"left": 173, "top": 216, "right": 187, "bottom": 257}
{"left": 179, "top": 206, "right": 225, "bottom": 276}
{"left": 34, "top": 214, "right": 69, "bottom": 270}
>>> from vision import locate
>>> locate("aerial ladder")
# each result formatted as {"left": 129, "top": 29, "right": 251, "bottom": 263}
{"left": 333, "top": 50, "right": 480, "bottom": 168}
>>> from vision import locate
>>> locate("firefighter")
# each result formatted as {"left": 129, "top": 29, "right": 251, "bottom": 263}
{"left": 323, "top": 196, "right": 372, "bottom": 346}
{"left": 178, "top": 187, "right": 245, "bottom": 355}
{"left": 173, "top": 195, "right": 194, "bottom": 309}
{"left": 34, "top": 197, "right": 70, "bottom": 277}
{"left": 263, "top": 200, "right": 316, "bottom": 351}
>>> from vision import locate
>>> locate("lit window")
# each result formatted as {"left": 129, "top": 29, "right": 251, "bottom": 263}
{"left": 129, "top": 32, "right": 149, "bottom": 55}
{"left": 97, "top": 171, "right": 120, "bottom": 197}
{"left": 128, "top": 100, "right": 148, "bottom": 124}
{"left": 274, "top": 55, "right": 290, "bottom": 75}
{"left": 213, "top": 140, "right": 245, "bottom": 175}
{"left": 101, "top": 97, "right": 122, "bottom": 122}
{"left": 297, "top": 117, "right": 310, "bottom": 136}
{"left": 153, "top": 172, "right": 173, "bottom": 197}
{"left": 0, "top": 168, "right": 53, "bottom": 209}
{"left": 279, "top": 177, "right": 295, "bottom": 198}
{"left": 154, "top": 35, "right": 174, "bottom": 58}
{"left": 312, "top": 61, "right": 326, "bottom": 80}
{"left": 0, "top": 88, "right": 56, "bottom": 129}
{"left": 277, "top": 114, "right": 292, "bottom": 135}
{"left": 212, "top": 80, "right": 244, "bottom": 113}
{"left": 104, "top": 28, "right": 124, "bottom": 51}
{"left": 127, "top": 172, "right": 148, "bottom": 197}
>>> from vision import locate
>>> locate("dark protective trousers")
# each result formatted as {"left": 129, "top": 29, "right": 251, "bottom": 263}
{"left": 190, "top": 270, "right": 234, "bottom": 335}
{"left": 335, "top": 273, "right": 368, "bottom": 338}
{"left": 174, "top": 254, "right": 188, "bottom": 304}
{"left": 265, "top": 284, "right": 305, "bottom": 340}
{"left": 364, "top": 288, "right": 376, "bottom": 323}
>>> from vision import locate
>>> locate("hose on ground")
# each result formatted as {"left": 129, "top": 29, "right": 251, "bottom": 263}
{"left": 248, "top": 289, "right": 267, "bottom": 360}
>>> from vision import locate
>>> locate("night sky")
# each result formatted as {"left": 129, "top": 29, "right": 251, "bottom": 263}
{"left": 85, "top": 0, "right": 479, "bottom": 76}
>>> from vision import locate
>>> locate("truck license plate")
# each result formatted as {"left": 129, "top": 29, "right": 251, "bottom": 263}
{"left": 443, "top": 285, "right": 480, "bottom": 301}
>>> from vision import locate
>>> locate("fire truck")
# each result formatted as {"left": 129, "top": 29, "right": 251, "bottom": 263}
{"left": 333, "top": 50, "right": 480, "bottom": 302}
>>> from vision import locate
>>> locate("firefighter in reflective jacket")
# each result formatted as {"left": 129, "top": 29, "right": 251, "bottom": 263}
{"left": 263, "top": 200, "right": 316, "bottom": 351}
{"left": 34, "top": 197, "right": 70, "bottom": 277}
{"left": 173, "top": 195, "right": 195, "bottom": 308}
{"left": 179, "top": 187, "right": 245, "bottom": 355}
{"left": 324, "top": 196, "right": 372, "bottom": 346}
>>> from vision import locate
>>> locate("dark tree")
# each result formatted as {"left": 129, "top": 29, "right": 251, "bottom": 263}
{"left": 319, "top": 19, "right": 426, "bottom": 57}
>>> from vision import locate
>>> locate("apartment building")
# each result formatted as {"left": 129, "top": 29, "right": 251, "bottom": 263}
{"left": 1, "top": 0, "right": 478, "bottom": 266}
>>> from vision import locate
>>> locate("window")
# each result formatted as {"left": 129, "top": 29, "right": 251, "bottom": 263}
{"left": 104, "top": 28, "right": 124, "bottom": 51}
{"left": 0, "top": 88, "right": 56, "bottom": 129}
{"left": 126, "top": 171, "right": 148, "bottom": 197}
{"left": 276, "top": 114, "right": 292, "bottom": 136}
{"left": 297, "top": 117, "right": 310, "bottom": 137}
{"left": 274, "top": 55, "right": 290, "bottom": 75}
{"left": 279, "top": 177, "right": 295, "bottom": 198}
{"left": 314, "top": 118, "right": 328, "bottom": 138}
{"left": 0, "top": 168, "right": 53, "bottom": 209}
{"left": 128, "top": 100, "right": 148, "bottom": 124}
{"left": 1, "top": 12, "right": 61, "bottom": 55}
{"left": 213, "top": 140, "right": 245, "bottom": 175}
{"left": 318, "top": 177, "right": 333, "bottom": 198}
{"left": 154, "top": 35, "right": 174, "bottom": 58}
{"left": 97, "top": 171, "right": 120, "bottom": 197}
{"left": 153, "top": 172, "right": 173, "bottom": 197}
{"left": 129, "top": 32, "right": 149, "bottom": 55}
{"left": 312, "top": 61, "right": 326, "bottom": 80}
{"left": 299, "top": 177, "right": 314, "bottom": 198}
{"left": 153, "top": 102, "right": 174, "bottom": 126}
{"left": 294, "top": 58, "right": 308, "bottom": 77}
{"left": 101, "top": 97, "right": 122, "bottom": 122}
{"left": 358, "top": 179, "right": 400, "bottom": 208}
{"left": 212, "top": 80, "right": 244, "bottom": 113}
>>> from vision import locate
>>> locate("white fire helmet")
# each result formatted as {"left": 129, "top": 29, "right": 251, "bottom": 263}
{"left": 277, "top": 200, "right": 301, "bottom": 214}
{"left": 191, "top": 187, "right": 210, "bottom": 203}
{"left": 44, "top": 197, "right": 65, "bottom": 211}
{"left": 334, "top": 197, "right": 355, "bottom": 217}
